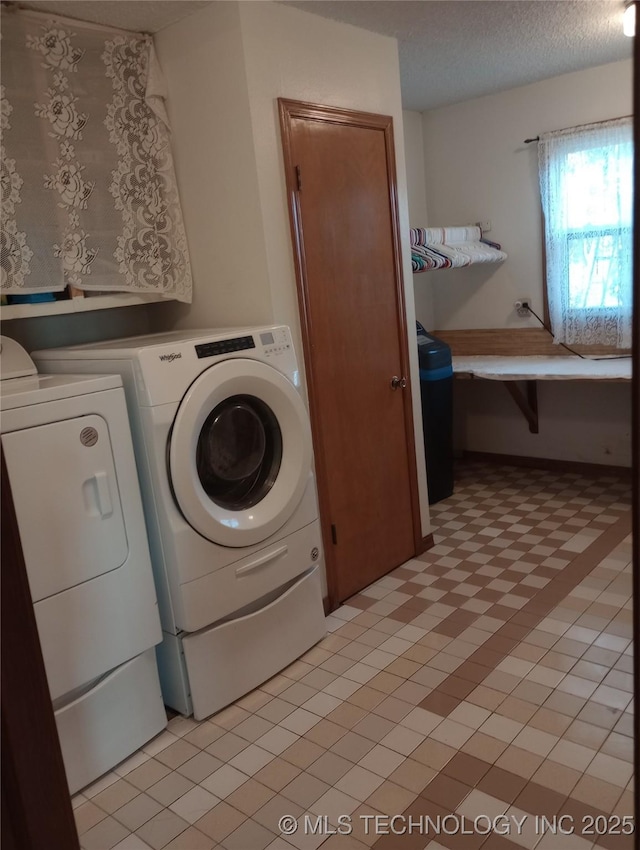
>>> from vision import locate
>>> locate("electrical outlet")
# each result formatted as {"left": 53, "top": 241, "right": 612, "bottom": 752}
{"left": 514, "top": 299, "right": 531, "bottom": 318}
{"left": 476, "top": 220, "right": 492, "bottom": 233}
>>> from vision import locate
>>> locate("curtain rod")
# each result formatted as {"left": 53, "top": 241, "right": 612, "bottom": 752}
{"left": 524, "top": 113, "right": 632, "bottom": 144}
{"left": 1, "top": 2, "right": 150, "bottom": 38}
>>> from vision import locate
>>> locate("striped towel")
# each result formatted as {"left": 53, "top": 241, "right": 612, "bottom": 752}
{"left": 410, "top": 226, "right": 507, "bottom": 272}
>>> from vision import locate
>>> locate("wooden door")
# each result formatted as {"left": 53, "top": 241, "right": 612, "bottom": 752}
{"left": 279, "top": 99, "right": 422, "bottom": 606}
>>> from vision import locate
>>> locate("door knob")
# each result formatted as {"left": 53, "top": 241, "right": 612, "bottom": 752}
{"left": 390, "top": 376, "right": 407, "bottom": 390}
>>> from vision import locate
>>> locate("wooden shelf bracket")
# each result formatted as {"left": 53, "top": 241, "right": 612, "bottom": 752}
{"left": 503, "top": 380, "right": 539, "bottom": 433}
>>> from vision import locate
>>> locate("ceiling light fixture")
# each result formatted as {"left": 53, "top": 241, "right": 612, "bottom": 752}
{"left": 623, "top": 1, "right": 635, "bottom": 36}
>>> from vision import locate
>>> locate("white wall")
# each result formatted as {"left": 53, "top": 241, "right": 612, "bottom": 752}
{"left": 155, "top": 1, "right": 431, "bottom": 533}
{"left": 4, "top": 305, "right": 153, "bottom": 354}
{"left": 412, "top": 60, "right": 633, "bottom": 467}
{"left": 153, "top": 2, "right": 274, "bottom": 331}
{"left": 456, "top": 381, "right": 632, "bottom": 467}
{"left": 403, "top": 110, "right": 429, "bottom": 226}
{"left": 402, "top": 110, "right": 434, "bottom": 329}
{"left": 421, "top": 60, "right": 632, "bottom": 330}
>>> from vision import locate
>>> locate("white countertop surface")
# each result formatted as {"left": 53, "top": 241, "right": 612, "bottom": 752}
{"left": 452, "top": 355, "right": 631, "bottom": 381}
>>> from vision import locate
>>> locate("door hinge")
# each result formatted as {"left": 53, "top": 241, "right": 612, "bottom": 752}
{"left": 295, "top": 165, "right": 302, "bottom": 191}
{"left": 331, "top": 523, "right": 337, "bottom": 545}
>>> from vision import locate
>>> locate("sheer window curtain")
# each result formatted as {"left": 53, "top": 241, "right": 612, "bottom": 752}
{"left": 1, "top": 9, "right": 192, "bottom": 302}
{"left": 538, "top": 117, "right": 633, "bottom": 348}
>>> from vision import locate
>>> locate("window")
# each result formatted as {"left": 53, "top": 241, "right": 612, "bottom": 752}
{"left": 538, "top": 117, "right": 633, "bottom": 348}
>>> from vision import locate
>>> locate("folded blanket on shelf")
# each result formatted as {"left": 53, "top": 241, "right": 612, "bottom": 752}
{"left": 410, "top": 226, "right": 507, "bottom": 272}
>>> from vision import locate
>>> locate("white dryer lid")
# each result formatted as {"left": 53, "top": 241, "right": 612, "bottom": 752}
{"left": 1, "top": 336, "right": 37, "bottom": 380}
{"left": 0, "top": 372, "right": 122, "bottom": 410}
{"left": 0, "top": 336, "right": 122, "bottom": 409}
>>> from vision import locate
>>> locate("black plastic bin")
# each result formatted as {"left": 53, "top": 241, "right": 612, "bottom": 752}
{"left": 416, "top": 322, "right": 454, "bottom": 504}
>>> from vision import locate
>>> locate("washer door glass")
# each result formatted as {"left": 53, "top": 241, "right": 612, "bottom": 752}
{"left": 196, "top": 395, "right": 282, "bottom": 510}
{"left": 169, "top": 358, "right": 312, "bottom": 548}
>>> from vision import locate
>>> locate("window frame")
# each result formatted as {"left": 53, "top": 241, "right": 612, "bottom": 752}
{"left": 540, "top": 119, "right": 633, "bottom": 353}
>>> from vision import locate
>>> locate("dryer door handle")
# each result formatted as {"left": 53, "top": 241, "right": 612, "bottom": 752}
{"left": 92, "top": 470, "right": 114, "bottom": 518}
{"left": 236, "top": 544, "right": 288, "bottom": 577}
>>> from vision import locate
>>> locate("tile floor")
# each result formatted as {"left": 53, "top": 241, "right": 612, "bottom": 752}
{"left": 72, "top": 461, "right": 634, "bottom": 850}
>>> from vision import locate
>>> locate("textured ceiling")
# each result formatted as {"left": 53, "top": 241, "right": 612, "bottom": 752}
{"left": 15, "top": 1, "right": 634, "bottom": 110}
{"left": 18, "top": 1, "right": 211, "bottom": 34}
{"left": 285, "top": 0, "right": 633, "bottom": 111}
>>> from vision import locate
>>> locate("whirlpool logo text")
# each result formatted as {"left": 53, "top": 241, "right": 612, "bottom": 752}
{"left": 159, "top": 352, "right": 182, "bottom": 363}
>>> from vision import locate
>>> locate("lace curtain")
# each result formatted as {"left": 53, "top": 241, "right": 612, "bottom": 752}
{"left": 1, "top": 10, "right": 192, "bottom": 302}
{"left": 538, "top": 117, "right": 632, "bottom": 348}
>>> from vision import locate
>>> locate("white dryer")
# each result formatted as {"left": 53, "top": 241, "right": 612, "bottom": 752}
{"left": 34, "top": 326, "right": 327, "bottom": 720}
{"left": 0, "top": 337, "right": 166, "bottom": 794}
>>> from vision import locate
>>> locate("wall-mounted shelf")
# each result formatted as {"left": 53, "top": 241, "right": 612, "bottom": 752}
{"left": 2, "top": 292, "right": 166, "bottom": 321}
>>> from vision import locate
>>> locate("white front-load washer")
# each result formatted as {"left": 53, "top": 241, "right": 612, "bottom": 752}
{"left": 0, "top": 337, "right": 166, "bottom": 794}
{"left": 34, "top": 325, "right": 327, "bottom": 719}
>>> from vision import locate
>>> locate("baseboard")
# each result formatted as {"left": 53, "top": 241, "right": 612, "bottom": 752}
{"left": 462, "top": 450, "right": 632, "bottom": 478}
{"left": 416, "top": 533, "right": 435, "bottom": 555}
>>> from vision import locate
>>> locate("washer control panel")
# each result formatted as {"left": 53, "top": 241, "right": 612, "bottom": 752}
{"left": 260, "top": 327, "right": 292, "bottom": 359}
{"left": 195, "top": 336, "right": 256, "bottom": 359}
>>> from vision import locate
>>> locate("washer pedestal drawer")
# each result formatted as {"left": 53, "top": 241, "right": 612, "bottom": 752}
{"left": 55, "top": 649, "right": 167, "bottom": 794}
{"left": 182, "top": 566, "right": 326, "bottom": 720}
